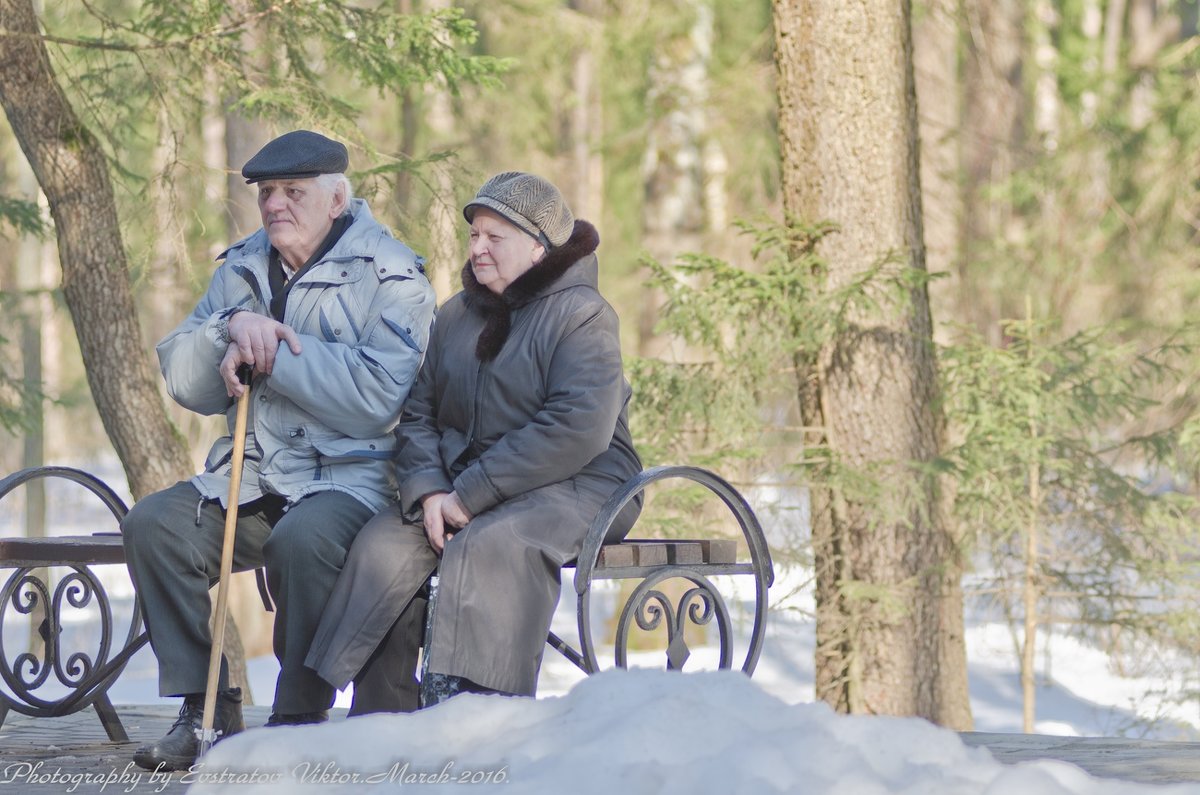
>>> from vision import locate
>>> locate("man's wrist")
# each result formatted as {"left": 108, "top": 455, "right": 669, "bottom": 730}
{"left": 215, "top": 307, "right": 248, "bottom": 345}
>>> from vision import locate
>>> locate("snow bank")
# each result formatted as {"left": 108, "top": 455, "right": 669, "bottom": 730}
{"left": 192, "top": 669, "right": 1197, "bottom": 794}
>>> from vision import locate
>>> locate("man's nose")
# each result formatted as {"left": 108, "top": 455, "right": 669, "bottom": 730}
{"left": 262, "top": 192, "right": 287, "bottom": 213}
{"left": 469, "top": 236, "right": 487, "bottom": 256}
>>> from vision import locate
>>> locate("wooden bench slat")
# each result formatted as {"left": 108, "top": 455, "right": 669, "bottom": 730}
{"left": 0, "top": 534, "right": 740, "bottom": 571}
{"left": 633, "top": 543, "right": 667, "bottom": 567}
{"left": 665, "top": 542, "right": 702, "bottom": 565}
{"left": 701, "top": 539, "right": 738, "bottom": 565}
{"left": 0, "top": 534, "right": 126, "bottom": 566}
{"left": 596, "top": 545, "right": 634, "bottom": 568}
{"left": 594, "top": 538, "right": 739, "bottom": 569}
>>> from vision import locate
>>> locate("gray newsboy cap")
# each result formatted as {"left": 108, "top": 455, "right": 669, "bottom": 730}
{"left": 241, "top": 130, "right": 349, "bottom": 184}
{"left": 463, "top": 172, "right": 575, "bottom": 248}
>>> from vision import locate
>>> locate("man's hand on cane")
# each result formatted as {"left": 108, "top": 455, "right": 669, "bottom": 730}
{"left": 221, "top": 313, "right": 302, "bottom": 396}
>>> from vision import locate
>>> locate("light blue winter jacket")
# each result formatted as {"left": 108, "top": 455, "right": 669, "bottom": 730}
{"left": 156, "top": 199, "right": 436, "bottom": 511}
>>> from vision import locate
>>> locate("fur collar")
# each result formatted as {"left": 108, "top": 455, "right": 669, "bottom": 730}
{"left": 462, "top": 220, "right": 599, "bottom": 361}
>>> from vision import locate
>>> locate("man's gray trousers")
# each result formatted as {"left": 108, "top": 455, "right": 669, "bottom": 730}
{"left": 121, "top": 481, "right": 372, "bottom": 714}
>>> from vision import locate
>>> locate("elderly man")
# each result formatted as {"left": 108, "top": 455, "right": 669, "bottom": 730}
{"left": 122, "top": 130, "right": 436, "bottom": 771}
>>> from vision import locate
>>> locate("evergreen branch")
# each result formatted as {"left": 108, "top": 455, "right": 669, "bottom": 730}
{"left": 0, "top": 196, "right": 47, "bottom": 239}
{"left": 0, "top": 0, "right": 304, "bottom": 53}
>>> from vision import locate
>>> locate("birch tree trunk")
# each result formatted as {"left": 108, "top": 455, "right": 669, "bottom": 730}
{"left": 566, "top": 0, "right": 605, "bottom": 223}
{"left": 773, "top": 0, "right": 972, "bottom": 729}
{"left": 638, "top": 0, "right": 714, "bottom": 358}
{"left": 0, "top": 0, "right": 193, "bottom": 500}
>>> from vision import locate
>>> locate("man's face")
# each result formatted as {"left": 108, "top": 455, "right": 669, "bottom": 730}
{"left": 257, "top": 178, "right": 343, "bottom": 270}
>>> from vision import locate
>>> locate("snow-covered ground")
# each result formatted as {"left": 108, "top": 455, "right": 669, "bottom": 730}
{"left": 196, "top": 668, "right": 1200, "bottom": 795}
{"left": 131, "top": 563, "right": 1200, "bottom": 794}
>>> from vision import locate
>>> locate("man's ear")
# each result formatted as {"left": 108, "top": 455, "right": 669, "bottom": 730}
{"left": 330, "top": 182, "right": 348, "bottom": 217}
{"left": 531, "top": 242, "right": 546, "bottom": 264}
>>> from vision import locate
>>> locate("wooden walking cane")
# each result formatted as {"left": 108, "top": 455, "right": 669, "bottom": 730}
{"left": 197, "top": 366, "right": 251, "bottom": 759}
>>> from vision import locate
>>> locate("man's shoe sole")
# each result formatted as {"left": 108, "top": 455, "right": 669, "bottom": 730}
{"left": 132, "top": 744, "right": 197, "bottom": 772}
{"left": 131, "top": 724, "right": 244, "bottom": 771}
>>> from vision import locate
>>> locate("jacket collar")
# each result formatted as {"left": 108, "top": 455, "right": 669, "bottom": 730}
{"left": 462, "top": 219, "right": 600, "bottom": 361}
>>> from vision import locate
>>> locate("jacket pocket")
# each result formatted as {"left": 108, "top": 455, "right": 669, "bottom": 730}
{"left": 311, "top": 434, "right": 396, "bottom": 463}
{"left": 317, "top": 291, "right": 365, "bottom": 344}
{"left": 204, "top": 438, "right": 234, "bottom": 473}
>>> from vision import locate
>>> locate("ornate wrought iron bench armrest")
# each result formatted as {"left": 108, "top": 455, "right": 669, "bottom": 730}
{"left": 0, "top": 466, "right": 148, "bottom": 742}
{"left": 555, "top": 465, "right": 774, "bottom": 676}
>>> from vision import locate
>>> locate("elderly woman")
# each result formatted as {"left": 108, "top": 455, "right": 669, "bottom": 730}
{"left": 307, "top": 172, "right": 641, "bottom": 711}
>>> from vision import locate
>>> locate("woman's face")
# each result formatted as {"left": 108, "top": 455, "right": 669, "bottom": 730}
{"left": 468, "top": 208, "right": 545, "bottom": 294}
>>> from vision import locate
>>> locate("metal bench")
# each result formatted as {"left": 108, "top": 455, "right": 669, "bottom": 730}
{"left": 1, "top": 463, "right": 773, "bottom": 738}
{"left": 0, "top": 466, "right": 148, "bottom": 742}
{"left": 427, "top": 465, "right": 775, "bottom": 680}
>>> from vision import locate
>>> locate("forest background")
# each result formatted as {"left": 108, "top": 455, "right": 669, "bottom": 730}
{"left": 4, "top": 0, "right": 1200, "bottom": 735}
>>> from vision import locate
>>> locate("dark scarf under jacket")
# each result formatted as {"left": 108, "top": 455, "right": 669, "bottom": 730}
{"left": 461, "top": 219, "right": 600, "bottom": 362}
{"left": 268, "top": 212, "right": 353, "bottom": 321}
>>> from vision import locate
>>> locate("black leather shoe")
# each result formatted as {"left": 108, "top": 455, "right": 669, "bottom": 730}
{"left": 265, "top": 709, "right": 328, "bottom": 727}
{"left": 133, "top": 688, "right": 245, "bottom": 771}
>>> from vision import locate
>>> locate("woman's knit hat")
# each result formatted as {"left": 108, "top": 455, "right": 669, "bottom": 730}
{"left": 463, "top": 172, "right": 575, "bottom": 248}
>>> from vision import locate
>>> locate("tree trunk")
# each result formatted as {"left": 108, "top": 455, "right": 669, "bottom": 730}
{"left": 773, "top": 0, "right": 972, "bottom": 729}
{"left": 16, "top": 155, "right": 46, "bottom": 656}
{"left": 148, "top": 109, "right": 195, "bottom": 344}
{"left": 423, "top": 94, "right": 458, "bottom": 304}
{"left": 566, "top": 0, "right": 605, "bottom": 223}
{"left": 0, "top": 0, "right": 192, "bottom": 500}
{"left": 421, "top": 0, "right": 458, "bottom": 304}
{"left": 912, "top": 0, "right": 961, "bottom": 340}
{"left": 1022, "top": 299, "right": 1040, "bottom": 733}
{"left": 960, "top": 0, "right": 1025, "bottom": 343}
{"left": 224, "top": 111, "right": 269, "bottom": 241}
{"left": 391, "top": 0, "right": 421, "bottom": 219}
{"left": 220, "top": 1, "right": 272, "bottom": 242}
{"left": 638, "top": 0, "right": 714, "bottom": 358}
{"left": 15, "top": 153, "right": 45, "bottom": 536}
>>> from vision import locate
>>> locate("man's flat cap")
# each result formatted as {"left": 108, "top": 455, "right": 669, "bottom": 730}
{"left": 241, "top": 130, "right": 349, "bottom": 184}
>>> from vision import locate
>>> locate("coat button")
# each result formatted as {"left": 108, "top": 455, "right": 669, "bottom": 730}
{"left": 341, "top": 271, "right": 348, "bottom": 277}
{"left": 334, "top": 328, "right": 342, "bottom": 336}
{"left": 369, "top": 444, "right": 376, "bottom": 450}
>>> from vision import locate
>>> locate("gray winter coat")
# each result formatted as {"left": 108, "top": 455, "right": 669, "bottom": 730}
{"left": 307, "top": 219, "right": 641, "bottom": 696}
{"left": 157, "top": 199, "right": 436, "bottom": 512}
{"left": 395, "top": 219, "right": 641, "bottom": 519}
